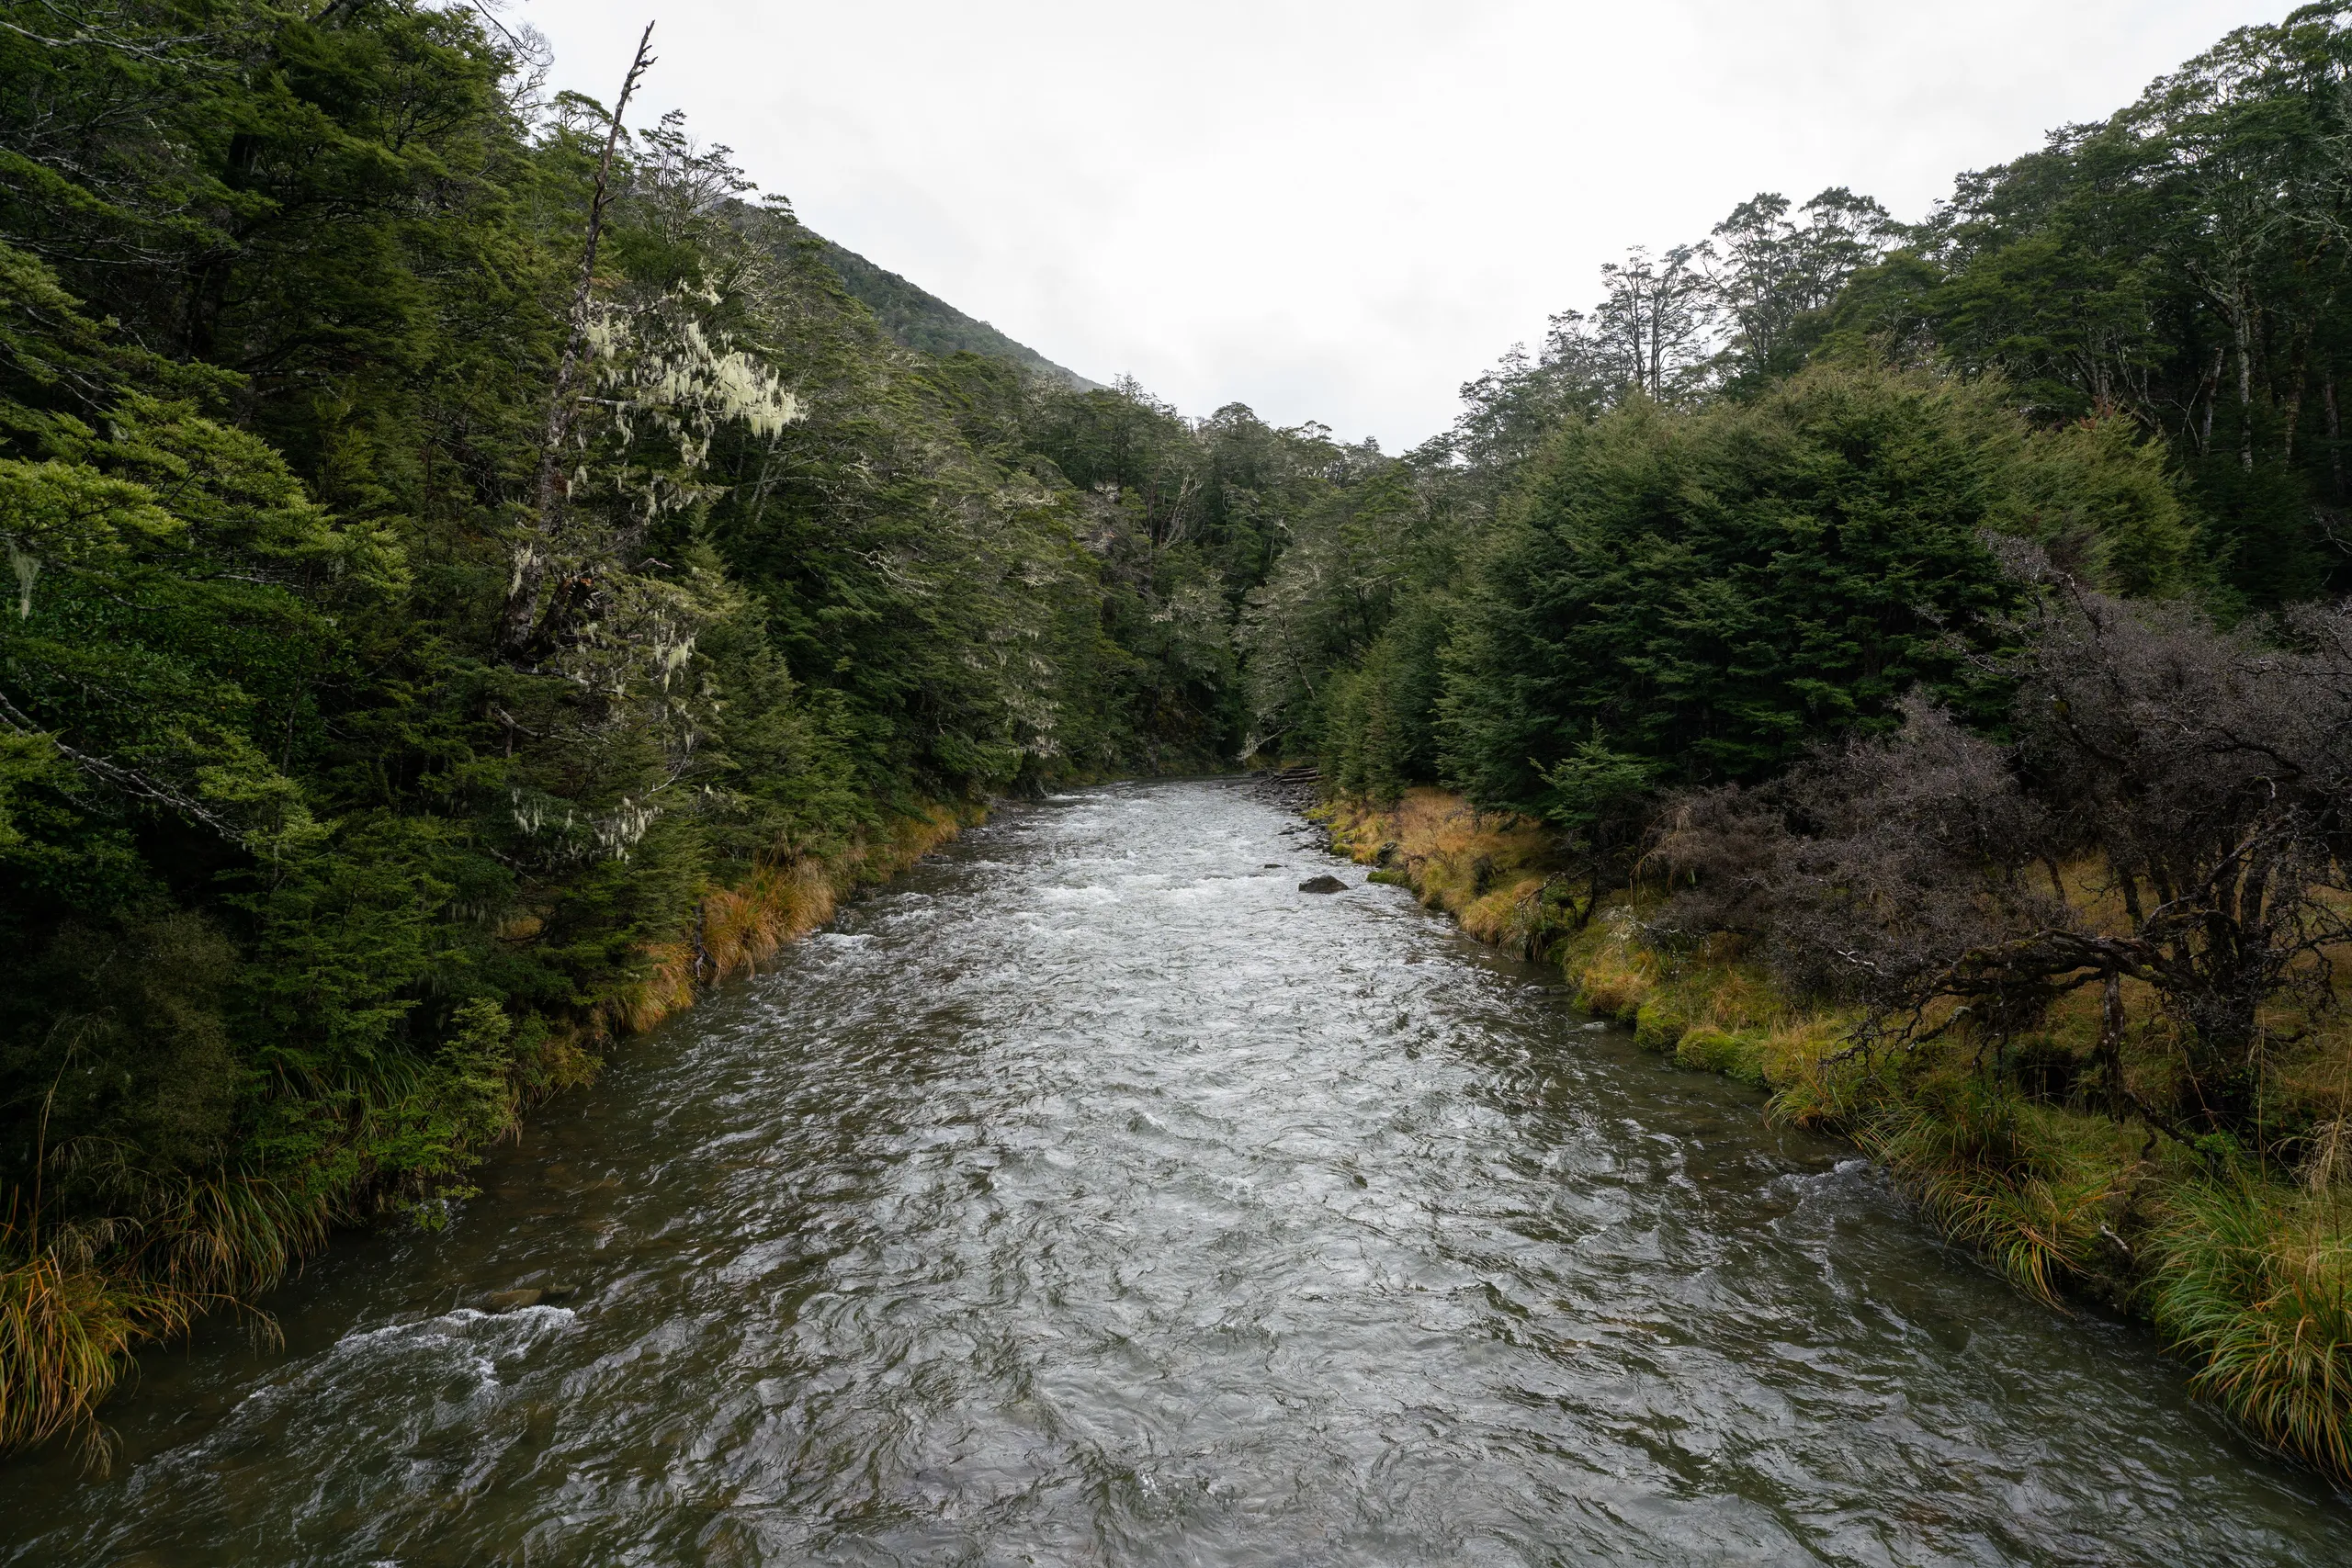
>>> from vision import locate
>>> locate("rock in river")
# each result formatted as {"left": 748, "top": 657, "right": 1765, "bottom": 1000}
{"left": 1297, "top": 874, "right": 1348, "bottom": 894}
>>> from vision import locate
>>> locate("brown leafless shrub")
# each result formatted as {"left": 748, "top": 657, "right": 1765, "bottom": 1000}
{"left": 1654, "top": 696, "right": 2064, "bottom": 1035}
{"left": 2005, "top": 580, "right": 2352, "bottom": 1128}
{"left": 1656, "top": 573, "right": 2352, "bottom": 1144}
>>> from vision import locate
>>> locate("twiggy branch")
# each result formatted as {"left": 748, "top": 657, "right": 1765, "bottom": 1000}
{"left": 0, "top": 688, "right": 247, "bottom": 845}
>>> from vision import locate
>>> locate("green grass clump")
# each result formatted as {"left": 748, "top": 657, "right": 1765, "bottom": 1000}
{"left": 1633, "top": 1004, "right": 1686, "bottom": 1052}
{"left": 2151, "top": 1181, "right": 2352, "bottom": 1479}
{"left": 0, "top": 1168, "right": 331, "bottom": 1465}
{"left": 1858, "top": 1082, "right": 2118, "bottom": 1308}
{"left": 1676, "top": 1028, "right": 1767, "bottom": 1086}
{"left": 1627, "top": 1006, "right": 1683, "bottom": 1053}
{"left": 0, "top": 1249, "right": 164, "bottom": 1463}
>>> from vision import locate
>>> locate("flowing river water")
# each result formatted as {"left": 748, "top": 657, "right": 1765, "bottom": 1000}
{"left": 4, "top": 780, "right": 2344, "bottom": 1565}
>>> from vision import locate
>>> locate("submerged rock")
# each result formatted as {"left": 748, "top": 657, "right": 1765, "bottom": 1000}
{"left": 1297, "top": 874, "right": 1348, "bottom": 894}
{"left": 486, "top": 1288, "right": 544, "bottom": 1313}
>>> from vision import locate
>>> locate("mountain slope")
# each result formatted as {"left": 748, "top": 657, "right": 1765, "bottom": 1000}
{"left": 812, "top": 235, "right": 1099, "bottom": 389}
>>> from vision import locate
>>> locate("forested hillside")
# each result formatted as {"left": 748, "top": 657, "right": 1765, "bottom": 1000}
{"left": 812, "top": 235, "right": 1098, "bottom": 388}
{"left": 4, "top": 0, "right": 2351, "bottom": 1483}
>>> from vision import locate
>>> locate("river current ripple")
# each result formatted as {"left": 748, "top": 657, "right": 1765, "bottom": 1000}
{"left": 4, "top": 781, "right": 2343, "bottom": 1564}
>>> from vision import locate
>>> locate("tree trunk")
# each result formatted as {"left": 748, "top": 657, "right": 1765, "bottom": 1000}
{"left": 2233, "top": 304, "right": 2255, "bottom": 474}
{"left": 500, "top": 21, "right": 658, "bottom": 656}
{"left": 2198, "top": 344, "right": 2223, "bottom": 457}
{"left": 2280, "top": 328, "right": 2310, "bottom": 465}
{"left": 2098, "top": 971, "right": 2128, "bottom": 1122}
{"left": 2326, "top": 371, "right": 2344, "bottom": 501}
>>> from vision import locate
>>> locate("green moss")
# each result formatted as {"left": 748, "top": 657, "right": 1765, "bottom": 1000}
{"left": 1677, "top": 1027, "right": 1768, "bottom": 1086}
{"left": 1572, "top": 990, "right": 1643, "bottom": 1024}
{"left": 1633, "top": 1003, "right": 1687, "bottom": 1053}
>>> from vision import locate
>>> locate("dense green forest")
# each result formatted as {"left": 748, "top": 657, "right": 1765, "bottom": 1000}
{"left": 3, "top": 0, "right": 2350, "bottom": 1478}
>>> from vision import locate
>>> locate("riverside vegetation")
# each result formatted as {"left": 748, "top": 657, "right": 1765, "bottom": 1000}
{"left": 0, "top": 0, "right": 1375, "bottom": 1455}
{"left": 1273, "top": 9, "right": 2352, "bottom": 1484}
{"left": 2, "top": 0, "right": 2350, "bottom": 1495}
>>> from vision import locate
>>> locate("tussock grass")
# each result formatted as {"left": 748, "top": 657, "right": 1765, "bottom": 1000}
{"left": 0, "top": 1247, "right": 163, "bottom": 1462}
{"left": 1322, "top": 790, "right": 1561, "bottom": 953}
{"left": 141, "top": 1172, "right": 323, "bottom": 1302}
{"left": 2152, "top": 1182, "right": 2352, "bottom": 1477}
{"left": 1325, "top": 784, "right": 2352, "bottom": 1483}
{"left": 1858, "top": 1086, "right": 2116, "bottom": 1307}
{"left": 0, "top": 1166, "right": 335, "bottom": 1464}
{"left": 625, "top": 806, "right": 971, "bottom": 1033}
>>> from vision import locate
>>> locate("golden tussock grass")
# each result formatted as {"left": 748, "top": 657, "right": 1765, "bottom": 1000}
{"left": 0, "top": 1168, "right": 322, "bottom": 1462}
{"left": 1323, "top": 789, "right": 1562, "bottom": 953}
{"left": 617, "top": 805, "right": 973, "bottom": 1035}
{"left": 0, "top": 1251, "right": 164, "bottom": 1465}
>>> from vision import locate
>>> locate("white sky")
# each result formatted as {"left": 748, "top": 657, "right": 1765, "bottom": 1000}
{"left": 522, "top": 0, "right": 2289, "bottom": 451}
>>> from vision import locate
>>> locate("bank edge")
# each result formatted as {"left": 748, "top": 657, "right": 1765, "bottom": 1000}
{"left": 1317, "top": 786, "right": 2352, "bottom": 1491}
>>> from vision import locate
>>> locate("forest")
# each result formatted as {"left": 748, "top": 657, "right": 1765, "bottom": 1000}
{"left": 2, "top": 0, "right": 2349, "bottom": 1484}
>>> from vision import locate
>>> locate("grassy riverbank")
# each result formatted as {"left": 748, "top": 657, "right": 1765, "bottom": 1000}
{"left": 0, "top": 806, "right": 975, "bottom": 1466}
{"left": 1321, "top": 787, "right": 2352, "bottom": 1485}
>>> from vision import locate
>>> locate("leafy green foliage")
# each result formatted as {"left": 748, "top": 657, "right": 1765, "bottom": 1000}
{"left": 1872, "top": 6, "right": 2352, "bottom": 609}
{"left": 1441, "top": 369, "right": 2037, "bottom": 808}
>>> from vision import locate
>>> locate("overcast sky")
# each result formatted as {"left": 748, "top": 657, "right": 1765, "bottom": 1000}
{"left": 520, "top": 0, "right": 2286, "bottom": 450}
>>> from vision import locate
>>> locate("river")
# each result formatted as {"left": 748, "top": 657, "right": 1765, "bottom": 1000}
{"left": 2, "top": 780, "right": 2342, "bottom": 1565}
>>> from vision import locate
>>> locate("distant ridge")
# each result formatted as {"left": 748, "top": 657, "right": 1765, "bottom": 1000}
{"left": 812, "top": 236, "right": 1100, "bottom": 390}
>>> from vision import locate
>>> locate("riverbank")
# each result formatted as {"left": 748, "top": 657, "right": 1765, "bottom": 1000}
{"left": 1317, "top": 786, "right": 2352, "bottom": 1487}
{"left": 0, "top": 804, "right": 980, "bottom": 1466}
{"left": 12, "top": 776, "right": 2343, "bottom": 1561}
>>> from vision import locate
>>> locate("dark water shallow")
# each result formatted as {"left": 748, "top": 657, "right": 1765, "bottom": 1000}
{"left": 3, "top": 780, "right": 2345, "bottom": 1566}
